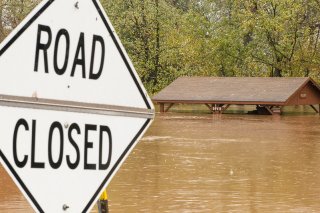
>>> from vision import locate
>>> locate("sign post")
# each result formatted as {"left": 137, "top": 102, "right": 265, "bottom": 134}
{"left": 0, "top": 0, "right": 154, "bottom": 212}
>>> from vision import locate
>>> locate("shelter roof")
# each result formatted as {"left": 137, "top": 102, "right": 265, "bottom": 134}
{"left": 153, "top": 77, "right": 319, "bottom": 103}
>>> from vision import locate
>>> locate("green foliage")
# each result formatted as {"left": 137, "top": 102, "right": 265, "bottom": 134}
{"left": 0, "top": 0, "right": 40, "bottom": 41}
{"left": 101, "top": 0, "right": 207, "bottom": 93}
{"left": 200, "top": 0, "right": 320, "bottom": 79}
{"left": 102, "top": 0, "right": 320, "bottom": 93}
{"left": 1, "top": 0, "right": 320, "bottom": 94}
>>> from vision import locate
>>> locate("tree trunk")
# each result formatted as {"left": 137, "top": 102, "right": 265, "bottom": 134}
{"left": 141, "top": 0, "right": 150, "bottom": 64}
{"left": 0, "top": 0, "right": 4, "bottom": 42}
{"left": 273, "top": 56, "right": 282, "bottom": 77}
{"left": 273, "top": 67, "right": 282, "bottom": 77}
{"left": 243, "top": 2, "right": 257, "bottom": 45}
{"left": 153, "top": 0, "right": 160, "bottom": 87}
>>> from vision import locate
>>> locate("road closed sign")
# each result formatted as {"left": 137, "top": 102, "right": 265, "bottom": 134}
{"left": 0, "top": 0, "right": 154, "bottom": 212}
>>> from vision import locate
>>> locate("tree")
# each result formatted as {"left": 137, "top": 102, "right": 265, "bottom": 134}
{"left": 0, "top": 0, "right": 39, "bottom": 42}
{"left": 2, "top": 0, "right": 320, "bottom": 94}
{"left": 102, "top": 0, "right": 210, "bottom": 93}
{"left": 200, "top": 0, "right": 320, "bottom": 78}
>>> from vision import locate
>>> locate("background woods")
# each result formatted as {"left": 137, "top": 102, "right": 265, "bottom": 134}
{"left": 0, "top": 0, "right": 39, "bottom": 40}
{"left": 1, "top": 0, "right": 320, "bottom": 94}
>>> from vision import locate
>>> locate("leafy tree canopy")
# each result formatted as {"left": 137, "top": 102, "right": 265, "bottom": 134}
{"left": 2, "top": 0, "right": 320, "bottom": 94}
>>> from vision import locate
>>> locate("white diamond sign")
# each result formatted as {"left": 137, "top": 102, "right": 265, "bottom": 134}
{"left": 0, "top": 0, "right": 154, "bottom": 212}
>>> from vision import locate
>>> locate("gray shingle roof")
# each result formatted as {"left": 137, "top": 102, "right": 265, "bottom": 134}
{"left": 153, "top": 77, "right": 312, "bottom": 103}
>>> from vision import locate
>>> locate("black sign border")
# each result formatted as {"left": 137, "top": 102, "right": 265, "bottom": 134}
{"left": 0, "top": 0, "right": 153, "bottom": 212}
{"left": 0, "top": 0, "right": 151, "bottom": 110}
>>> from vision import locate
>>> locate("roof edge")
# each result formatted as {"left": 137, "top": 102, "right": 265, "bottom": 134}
{"left": 152, "top": 100, "right": 286, "bottom": 106}
{"left": 285, "top": 77, "right": 320, "bottom": 104}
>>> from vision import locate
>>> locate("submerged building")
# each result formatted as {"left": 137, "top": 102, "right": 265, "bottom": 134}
{"left": 153, "top": 77, "right": 320, "bottom": 115}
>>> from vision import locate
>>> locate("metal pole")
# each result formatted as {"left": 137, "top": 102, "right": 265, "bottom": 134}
{"left": 98, "top": 189, "right": 109, "bottom": 213}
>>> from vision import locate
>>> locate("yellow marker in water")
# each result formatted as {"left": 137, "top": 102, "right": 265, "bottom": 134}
{"left": 98, "top": 189, "right": 109, "bottom": 213}
{"left": 100, "top": 189, "right": 108, "bottom": 200}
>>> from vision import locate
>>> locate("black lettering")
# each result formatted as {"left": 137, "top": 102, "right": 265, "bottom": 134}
{"left": 71, "top": 32, "right": 86, "bottom": 78}
{"left": 67, "top": 123, "right": 80, "bottom": 169}
{"left": 13, "top": 119, "right": 29, "bottom": 168}
{"left": 84, "top": 124, "right": 96, "bottom": 170}
{"left": 89, "top": 35, "right": 105, "bottom": 80}
{"left": 99, "top": 126, "right": 112, "bottom": 170}
{"left": 48, "top": 122, "right": 64, "bottom": 169}
{"left": 31, "top": 120, "right": 45, "bottom": 168}
{"left": 54, "top": 29, "right": 70, "bottom": 75}
{"left": 34, "top": 24, "right": 52, "bottom": 73}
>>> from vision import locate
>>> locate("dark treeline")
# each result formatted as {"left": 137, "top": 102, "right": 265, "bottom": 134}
{"left": 2, "top": 0, "right": 320, "bottom": 94}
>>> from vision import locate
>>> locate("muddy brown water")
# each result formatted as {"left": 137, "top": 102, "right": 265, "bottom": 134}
{"left": 1, "top": 108, "right": 320, "bottom": 212}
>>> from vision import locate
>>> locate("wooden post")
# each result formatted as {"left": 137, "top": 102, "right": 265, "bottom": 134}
{"left": 160, "top": 103, "right": 165, "bottom": 113}
{"left": 204, "top": 104, "right": 213, "bottom": 113}
{"left": 264, "top": 106, "right": 273, "bottom": 115}
{"left": 165, "top": 103, "right": 174, "bottom": 112}
{"left": 310, "top": 105, "right": 319, "bottom": 113}
{"left": 220, "top": 104, "right": 230, "bottom": 114}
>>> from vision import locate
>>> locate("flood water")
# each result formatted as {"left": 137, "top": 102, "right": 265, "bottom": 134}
{"left": 1, "top": 107, "right": 320, "bottom": 212}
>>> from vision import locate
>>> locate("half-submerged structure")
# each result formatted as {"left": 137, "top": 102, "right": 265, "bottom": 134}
{"left": 153, "top": 77, "right": 320, "bottom": 115}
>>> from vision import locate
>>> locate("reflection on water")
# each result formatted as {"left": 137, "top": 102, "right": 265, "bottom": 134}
{"left": 1, "top": 109, "right": 320, "bottom": 212}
